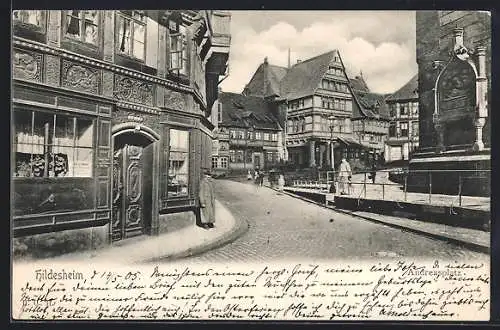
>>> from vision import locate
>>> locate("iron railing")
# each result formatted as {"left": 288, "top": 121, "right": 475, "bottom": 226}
{"left": 292, "top": 168, "right": 490, "bottom": 209}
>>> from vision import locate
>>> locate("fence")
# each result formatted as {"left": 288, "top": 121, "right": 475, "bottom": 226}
{"left": 292, "top": 168, "right": 490, "bottom": 209}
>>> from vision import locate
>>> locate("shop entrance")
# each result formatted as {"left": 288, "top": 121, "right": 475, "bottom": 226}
{"left": 111, "top": 131, "right": 154, "bottom": 242}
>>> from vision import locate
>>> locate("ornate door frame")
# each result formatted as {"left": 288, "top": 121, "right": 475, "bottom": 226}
{"left": 111, "top": 123, "right": 160, "bottom": 242}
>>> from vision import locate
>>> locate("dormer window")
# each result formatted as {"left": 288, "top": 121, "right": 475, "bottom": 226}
{"left": 116, "top": 10, "right": 146, "bottom": 60}
{"left": 64, "top": 10, "right": 99, "bottom": 45}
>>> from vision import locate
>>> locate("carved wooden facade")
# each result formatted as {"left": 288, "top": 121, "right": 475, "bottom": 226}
{"left": 11, "top": 10, "right": 230, "bottom": 239}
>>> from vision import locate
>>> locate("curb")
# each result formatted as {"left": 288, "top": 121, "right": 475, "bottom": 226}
{"left": 147, "top": 201, "right": 250, "bottom": 262}
{"left": 269, "top": 185, "right": 489, "bottom": 255}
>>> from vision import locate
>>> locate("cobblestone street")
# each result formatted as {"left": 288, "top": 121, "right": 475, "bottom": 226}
{"left": 184, "top": 179, "right": 487, "bottom": 263}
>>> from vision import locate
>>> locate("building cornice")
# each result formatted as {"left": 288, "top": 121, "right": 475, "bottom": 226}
{"left": 13, "top": 37, "right": 207, "bottom": 109}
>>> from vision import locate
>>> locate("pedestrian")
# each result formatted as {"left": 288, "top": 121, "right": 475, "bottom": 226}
{"left": 247, "top": 169, "right": 253, "bottom": 181}
{"left": 259, "top": 171, "right": 264, "bottom": 186}
{"left": 277, "top": 173, "right": 285, "bottom": 193}
{"left": 338, "top": 158, "right": 352, "bottom": 195}
{"left": 369, "top": 162, "right": 377, "bottom": 184}
{"left": 198, "top": 168, "right": 215, "bottom": 229}
{"left": 254, "top": 170, "right": 260, "bottom": 186}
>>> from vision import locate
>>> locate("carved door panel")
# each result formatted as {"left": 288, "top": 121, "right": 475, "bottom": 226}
{"left": 111, "top": 148, "right": 124, "bottom": 241}
{"left": 111, "top": 144, "right": 144, "bottom": 241}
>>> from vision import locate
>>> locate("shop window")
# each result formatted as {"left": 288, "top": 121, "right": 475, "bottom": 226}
{"left": 65, "top": 10, "right": 99, "bottom": 45}
{"left": 169, "top": 25, "right": 188, "bottom": 76}
{"left": 168, "top": 129, "right": 189, "bottom": 197}
{"left": 117, "top": 11, "right": 146, "bottom": 60}
{"left": 13, "top": 10, "right": 46, "bottom": 31}
{"left": 13, "top": 109, "right": 94, "bottom": 178}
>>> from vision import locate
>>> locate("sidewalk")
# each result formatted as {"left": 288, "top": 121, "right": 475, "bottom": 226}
{"left": 271, "top": 185, "right": 489, "bottom": 254}
{"left": 14, "top": 200, "right": 248, "bottom": 265}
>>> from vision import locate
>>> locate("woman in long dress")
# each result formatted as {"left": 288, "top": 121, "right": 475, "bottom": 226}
{"left": 277, "top": 173, "right": 285, "bottom": 193}
{"left": 198, "top": 169, "right": 215, "bottom": 229}
{"left": 338, "top": 158, "right": 352, "bottom": 195}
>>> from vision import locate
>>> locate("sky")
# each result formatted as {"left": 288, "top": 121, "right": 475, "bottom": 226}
{"left": 219, "top": 11, "right": 417, "bottom": 95}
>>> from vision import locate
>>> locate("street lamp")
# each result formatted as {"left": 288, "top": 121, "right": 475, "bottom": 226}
{"left": 328, "top": 115, "right": 336, "bottom": 169}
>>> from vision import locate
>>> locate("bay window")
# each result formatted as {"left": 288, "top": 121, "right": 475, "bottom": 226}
{"left": 117, "top": 11, "right": 146, "bottom": 60}
{"left": 169, "top": 25, "right": 188, "bottom": 75}
{"left": 13, "top": 109, "right": 94, "bottom": 178}
{"left": 65, "top": 10, "right": 99, "bottom": 45}
{"left": 168, "top": 129, "right": 189, "bottom": 197}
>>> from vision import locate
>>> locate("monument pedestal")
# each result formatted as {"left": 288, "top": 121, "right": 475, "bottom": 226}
{"left": 407, "top": 149, "right": 490, "bottom": 197}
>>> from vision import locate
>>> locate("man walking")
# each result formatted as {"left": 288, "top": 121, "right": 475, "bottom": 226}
{"left": 338, "top": 158, "right": 352, "bottom": 195}
{"left": 198, "top": 169, "right": 215, "bottom": 229}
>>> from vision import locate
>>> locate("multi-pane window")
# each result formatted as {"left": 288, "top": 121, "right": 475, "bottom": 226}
{"left": 263, "top": 133, "right": 270, "bottom": 141}
{"left": 168, "top": 129, "right": 189, "bottom": 197}
{"left": 13, "top": 10, "right": 46, "bottom": 30}
{"left": 236, "top": 130, "right": 244, "bottom": 140}
{"left": 288, "top": 99, "right": 303, "bottom": 110}
{"left": 400, "top": 103, "right": 408, "bottom": 116}
{"left": 229, "top": 150, "right": 235, "bottom": 163}
{"left": 117, "top": 11, "right": 146, "bottom": 60}
{"left": 322, "top": 80, "right": 347, "bottom": 92}
{"left": 229, "top": 130, "right": 235, "bottom": 139}
{"left": 212, "top": 157, "right": 218, "bottom": 169}
{"left": 235, "top": 150, "right": 244, "bottom": 163}
{"left": 169, "top": 25, "right": 188, "bottom": 75}
{"left": 220, "top": 157, "right": 228, "bottom": 168}
{"left": 255, "top": 132, "right": 262, "bottom": 140}
{"left": 245, "top": 150, "right": 252, "bottom": 163}
{"left": 400, "top": 122, "right": 409, "bottom": 137}
{"left": 65, "top": 10, "right": 99, "bottom": 45}
{"left": 271, "top": 133, "right": 278, "bottom": 141}
{"left": 327, "top": 66, "right": 343, "bottom": 76}
{"left": 411, "top": 102, "right": 419, "bottom": 116}
{"left": 321, "top": 96, "right": 347, "bottom": 110}
{"left": 389, "top": 122, "right": 397, "bottom": 137}
{"left": 412, "top": 121, "right": 419, "bottom": 137}
{"left": 247, "top": 131, "right": 252, "bottom": 140}
{"left": 13, "top": 109, "right": 94, "bottom": 178}
{"left": 389, "top": 103, "right": 397, "bottom": 118}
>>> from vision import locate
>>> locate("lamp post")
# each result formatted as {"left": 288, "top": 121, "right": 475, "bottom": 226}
{"left": 328, "top": 115, "right": 335, "bottom": 170}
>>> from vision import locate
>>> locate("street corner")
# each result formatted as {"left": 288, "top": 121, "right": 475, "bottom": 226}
{"left": 147, "top": 199, "right": 250, "bottom": 262}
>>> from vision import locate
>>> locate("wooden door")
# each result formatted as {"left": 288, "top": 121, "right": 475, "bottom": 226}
{"left": 111, "top": 144, "right": 144, "bottom": 241}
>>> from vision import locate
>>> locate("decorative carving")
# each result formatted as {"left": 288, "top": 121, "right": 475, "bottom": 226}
{"left": 102, "top": 71, "right": 114, "bottom": 97}
{"left": 114, "top": 74, "right": 154, "bottom": 106}
{"left": 13, "top": 49, "right": 42, "bottom": 82}
{"left": 438, "top": 59, "right": 476, "bottom": 115}
{"left": 62, "top": 60, "right": 99, "bottom": 94}
{"left": 164, "top": 89, "right": 186, "bottom": 110}
{"left": 112, "top": 108, "right": 161, "bottom": 133}
{"left": 45, "top": 55, "right": 60, "bottom": 86}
